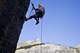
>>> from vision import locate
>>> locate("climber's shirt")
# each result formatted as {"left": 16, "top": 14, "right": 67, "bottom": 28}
{"left": 35, "top": 7, "right": 45, "bottom": 18}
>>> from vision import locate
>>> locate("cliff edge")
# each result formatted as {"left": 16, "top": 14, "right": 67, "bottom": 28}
{"left": 0, "top": 0, "right": 30, "bottom": 53}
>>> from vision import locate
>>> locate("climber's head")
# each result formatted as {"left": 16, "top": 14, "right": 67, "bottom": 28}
{"left": 38, "top": 4, "right": 43, "bottom": 8}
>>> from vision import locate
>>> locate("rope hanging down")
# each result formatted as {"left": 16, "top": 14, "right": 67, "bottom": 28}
{"left": 41, "top": 18, "right": 43, "bottom": 43}
{"left": 40, "top": 17, "right": 43, "bottom": 53}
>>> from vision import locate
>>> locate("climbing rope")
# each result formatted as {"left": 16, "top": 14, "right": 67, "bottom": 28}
{"left": 41, "top": 18, "right": 43, "bottom": 44}
{"left": 40, "top": 18, "right": 43, "bottom": 53}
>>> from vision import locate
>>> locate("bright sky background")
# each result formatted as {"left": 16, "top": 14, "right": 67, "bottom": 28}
{"left": 19, "top": 0, "right": 80, "bottom": 47}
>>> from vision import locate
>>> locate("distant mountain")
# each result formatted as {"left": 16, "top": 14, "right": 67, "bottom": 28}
{"left": 15, "top": 39, "right": 80, "bottom": 53}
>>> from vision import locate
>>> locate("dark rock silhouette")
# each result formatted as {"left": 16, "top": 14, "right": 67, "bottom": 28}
{"left": 0, "top": 0, "right": 30, "bottom": 53}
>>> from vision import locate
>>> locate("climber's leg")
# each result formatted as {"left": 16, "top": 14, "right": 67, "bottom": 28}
{"left": 25, "top": 14, "right": 39, "bottom": 25}
{"left": 34, "top": 14, "right": 39, "bottom": 25}
{"left": 25, "top": 15, "right": 35, "bottom": 21}
{"left": 37, "top": 18, "right": 39, "bottom": 25}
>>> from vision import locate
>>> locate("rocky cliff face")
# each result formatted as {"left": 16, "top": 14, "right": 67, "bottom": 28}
{"left": 0, "top": 0, "right": 30, "bottom": 53}
{"left": 15, "top": 39, "right": 80, "bottom": 53}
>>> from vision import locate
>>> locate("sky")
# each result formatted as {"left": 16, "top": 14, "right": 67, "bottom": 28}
{"left": 19, "top": 0, "right": 80, "bottom": 47}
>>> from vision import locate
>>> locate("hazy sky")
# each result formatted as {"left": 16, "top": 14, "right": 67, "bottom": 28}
{"left": 19, "top": 0, "right": 80, "bottom": 47}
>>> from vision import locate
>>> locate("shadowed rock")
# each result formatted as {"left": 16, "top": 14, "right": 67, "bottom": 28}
{"left": 0, "top": 0, "right": 30, "bottom": 53}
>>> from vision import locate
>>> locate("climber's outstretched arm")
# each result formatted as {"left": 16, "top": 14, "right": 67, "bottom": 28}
{"left": 31, "top": 3, "right": 36, "bottom": 10}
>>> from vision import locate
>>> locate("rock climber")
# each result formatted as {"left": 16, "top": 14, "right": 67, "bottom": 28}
{"left": 25, "top": 3, "right": 45, "bottom": 25}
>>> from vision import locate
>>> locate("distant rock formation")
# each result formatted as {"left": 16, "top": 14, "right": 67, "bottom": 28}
{"left": 76, "top": 45, "right": 80, "bottom": 53}
{"left": 15, "top": 39, "right": 80, "bottom": 53}
{"left": 0, "top": 0, "right": 30, "bottom": 53}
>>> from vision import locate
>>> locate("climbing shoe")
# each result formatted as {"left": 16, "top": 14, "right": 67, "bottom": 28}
{"left": 35, "top": 22, "right": 39, "bottom": 25}
{"left": 25, "top": 17, "right": 28, "bottom": 21}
